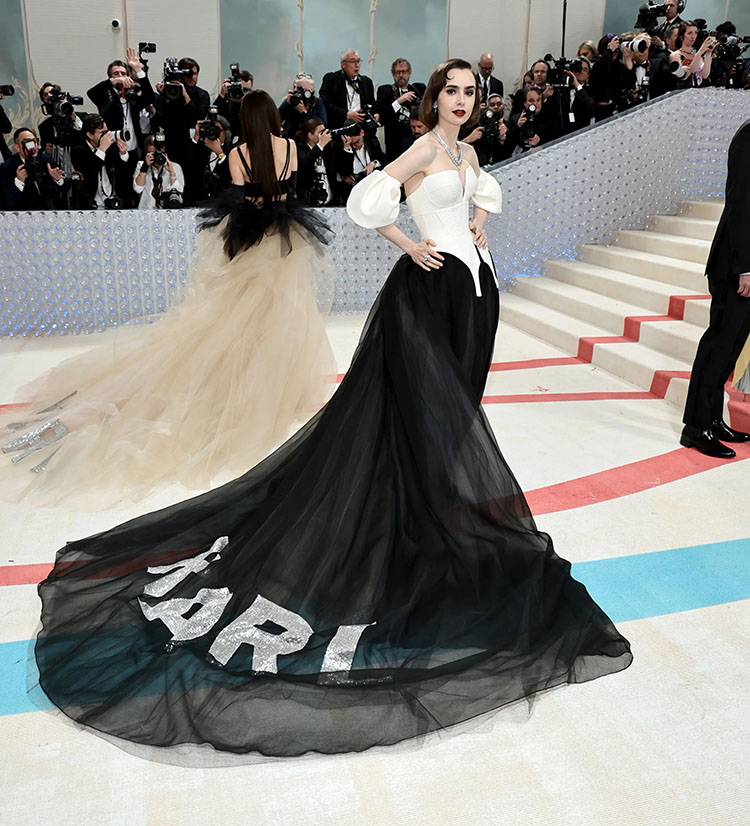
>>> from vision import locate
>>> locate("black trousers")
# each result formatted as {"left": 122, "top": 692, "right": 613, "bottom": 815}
{"left": 683, "top": 276, "right": 750, "bottom": 427}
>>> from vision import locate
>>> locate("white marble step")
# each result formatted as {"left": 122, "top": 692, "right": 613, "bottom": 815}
{"left": 499, "top": 293, "right": 611, "bottom": 354}
{"left": 545, "top": 260, "right": 685, "bottom": 314}
{"left": 679, "top": 200, "right": 724, "bottom": 221}
{"left": 684, "top": 298, "right": 710, "bottom": 327}
{"left": 646, "top": 214, "right": 718, "bottom": 241}
{"left": 614, "top": 230, "right": 711, "bottom": 265}
{"left": 581, "top": 245, "right": 707, "bottom": 293}
{"left": 500, "top": 294, "right": 695, "bottom": 404}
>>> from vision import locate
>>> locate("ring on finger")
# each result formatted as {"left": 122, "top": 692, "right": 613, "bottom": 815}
{"left": 424, "top": 254, "right": 431, "bottom": 261}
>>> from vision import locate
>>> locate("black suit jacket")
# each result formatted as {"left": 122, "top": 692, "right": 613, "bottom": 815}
{"left": 0, "top": 103, "right": 11, "bottom": 161}
{"left": 296, "top": 140, "right": 334, "bottom": 202}
{"left": 329, "top": 135, "right": 385, "bottom": 203}
{"left": 561, "top": 85, "right": 596, "bottom": 133}
{"left": 705, "top": 120, "right": 750, "bottom": 284}
{"left": 319, "top": 70, "right": 376, "bottom": 130}
{"left": 153, "top": 85, "right": 210, "bottom": 164}
{"left": 376, "top": 82, "right": 426, "bottom": 162}
{"left": 87, "top": 74, "right": 154, "bottom": 143}
{"left": 0, "top": 152, "right": 67, "bottom": 210}
{"left": 182, "top": 139, "right": 232, "bottom": 204}
{"left": 70, "top": 141, "right": 132, "bottom": 208}
{"left": 475, "top": 74, "right": 504, "bottom": 104}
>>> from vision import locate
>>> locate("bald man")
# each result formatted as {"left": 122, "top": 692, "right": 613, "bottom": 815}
{"left": 476, "top": 52, "right": 504, "bottom": 106}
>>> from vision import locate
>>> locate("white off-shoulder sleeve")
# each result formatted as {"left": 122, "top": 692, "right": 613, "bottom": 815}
{"left": 472, "top": 170, "right": 503, "bottom": 214}
{"left": 346, "top": 170, "right": 401, "bottom": 229}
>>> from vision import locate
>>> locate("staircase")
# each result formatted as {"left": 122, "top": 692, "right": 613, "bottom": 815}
{"left": 500, "top": 200, "right": 724, "bottom": 412}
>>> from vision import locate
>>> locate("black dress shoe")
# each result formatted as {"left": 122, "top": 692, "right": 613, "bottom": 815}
{"left": 680, "top": 425, "right": 736, "bottom": 458}
{"left": 711, "top": 419, "right": 750, "bottom": 443}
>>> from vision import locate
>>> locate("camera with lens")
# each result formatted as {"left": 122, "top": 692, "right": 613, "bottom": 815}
{"left": 20, "top": 139, "right": 45, "bottom": 183}
{"left": 0, "top": 84, "right": 14, "bottom": 96}
{"left": 158, "top": 189, "right": 184, "bottom": 209}
{"left": 111, "top": 128, "right": 131, "bottom": 144}
{"left": 359, "top": 103, "right": 381, "bottom": 136}
{"left": 152, "top": 131, "right": 167, "bottom": 166}
{"left": 103, "top": 196, "right": 123, "bottom": 209}
{"left": 226, "top": 62, "right": 246, "bottom": 99}
{"left": 481, "top": 108, "right": 503, "bottom": 135}
{"left": 543, "top": 55, "right": 581, "bottom": 87}
{"left": 520, "top": 103, "right": 538, "bottom": 143}
{"left": 199, "top": 106, "right": 222, "bottom": 142}
{"left": 42, "top": 88, "right": 84, "bottom": 119}
{"left": 307, "top": 173, "right": 329, "bottom": 207}
{"left": 162, "top": 57, "right": 193, "bottom": 101}
{"left": 138, "top": 41, "right": 156, "bottom": 70}
{"left": 330, "top": 121, "right": 364, "bottom": 140}
{"left": 620, "top": 34, "right": 651, "bottom": 55}
{"left": 635, "top": 2, "right": 669, "bottom": 32}
{"left": 397, "top": 93, "right": 422, "bottom": 124}
{"left": 289, "top": 86, "right": 317, "bottom": 110}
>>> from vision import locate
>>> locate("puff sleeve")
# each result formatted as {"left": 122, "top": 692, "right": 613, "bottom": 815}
{"left": 472, "top": 170, "right": 503, "bottom": 214}
{"left": 346, "top": 170, "right": 401, "bottom": 229}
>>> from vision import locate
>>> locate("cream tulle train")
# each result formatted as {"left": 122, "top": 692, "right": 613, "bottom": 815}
{"left": 0, "top": 219, "right": 336, "bottom": 507}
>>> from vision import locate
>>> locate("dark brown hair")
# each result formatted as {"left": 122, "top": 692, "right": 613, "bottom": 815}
{"left": 419, "top": 58, "right": 480, "bottom": 129}
{"left": 82, "top": 113, "right": 105, "bottom": 136}
{"left": 238, "top": 89, "right": 284, "bottom": 202}
{"left": 300, "top": 117, "right": 324, "bottom": 142}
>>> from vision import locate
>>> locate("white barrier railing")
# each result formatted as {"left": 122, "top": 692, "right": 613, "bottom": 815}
{"left": 1, "top": 89, "right": 749, "bottom": 336}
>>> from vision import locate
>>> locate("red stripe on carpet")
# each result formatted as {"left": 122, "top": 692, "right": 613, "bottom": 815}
{"left": 482, "top": 391, "right": 654, "bottom": 404}
{"left": 526, "top": 441, "right": 750, "bottom": 515}
{"left": 488, "top": 356, "right": 584, "bottom": 371}
{"left": 0, "top": 562, "right": 52, "bottom": 586}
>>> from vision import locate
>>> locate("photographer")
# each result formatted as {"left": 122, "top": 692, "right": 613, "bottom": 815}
{"left": 133, "top": 132, "right": 184, "bottom": 209}
{"left": 475, "top": 52, "right": 504, "bottom": 105}
{"left": 589, "top": 34, "right": 631, "bottom": 121}
{"left": 471, "top": 94, "right": 512, "bottom": 165}
{"left": 214, "top": 66, "right": 253, "bottom": 143}
{"left": 154, "top": 57, "right": 210, "bottom": 167}
{"left": 279, "top": 73, "right": 327, "bottom": 140}
{"left": 329, "top": 119, "right": 385, "bottom": 205}
{"left": 38, "top": 83, "right": 85, "bottom": 171}
{"left": 399, "top": 107, "right": 429, "bottom": 154}
{"left": 650, "top": 23, "right": 684, "bottom": 96}
{"left": 652, "top": 0, "right": 683, "bottom": 40}
{"left": 70, "top": 114, "right": 132, "bottom": 209}
{"left": 0, "top": 87, "right": 12, "bottom": 161}
{"left": 87, "top": 48, "right": 154, "bottom": 163}
{"left": 376, "top": 58, "right": 425, "bottom": 162}
{"left": 511, "top": 60, "right": 557, "bottom": 117}
{"left": 508, "top": 86, "right": 559, "bottom": 154}
{"left": 319, "top": 49, "right": 377, "bottom": 131}
{"left": 183, "top": 112, "right": 232, "bottom": 204}
{"left": 711, "top": 22, "right": 750, "bottom": 89}
{"left": 562, "top": 57, "right": 595, "bottom": 132}
{"left": 296, "top": 117, "right": 333, "bottom": 206}
{"left": 0, "top": 127, "right": 68, "bottom": 210}
{"left": 669, "top": 21, "right": 717, "bottom": 87}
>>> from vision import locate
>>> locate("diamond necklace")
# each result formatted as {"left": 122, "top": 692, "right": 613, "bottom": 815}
{"left": 432, "top": 129, "right": 462, "bottom": 169}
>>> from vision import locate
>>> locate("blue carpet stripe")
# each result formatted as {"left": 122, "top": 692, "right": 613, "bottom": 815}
{"left": 1, "top": 537, "right": 749, "bottom": 718}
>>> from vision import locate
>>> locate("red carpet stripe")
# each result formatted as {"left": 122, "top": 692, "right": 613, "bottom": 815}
{"left": 482, "top": 391, "right": 654, "bottom": 404}
{"left": 525, "top": 441, "right": 750, "bottom": 515}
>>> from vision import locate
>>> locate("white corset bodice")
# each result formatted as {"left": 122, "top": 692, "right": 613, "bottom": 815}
{"left": 347, "top": 166, "right": 503, "bottom": 297}
{"left": 405, "top": 167, "right": 492, "bottom": 296}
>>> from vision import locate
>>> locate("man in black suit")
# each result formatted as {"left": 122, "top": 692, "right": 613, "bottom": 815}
{"left": 182, "top": 115, "right": 232, "bottom": 204}
{"left": 652, "top": 0, "right": 683, "bottom": 40}
{"left": 153, "top": 57, "right": 210, "bottom": 168}
{"left": 70, "top": 114, "right": 133, "bottom": 209}
{"left": 87, "top": 47, "right": 154, "bottom": 165}
{"left": 476, "top": 52, "right": 504, "bottom": 107}
{"left": 376, "top": 58, "right": 426, "bottom": 162}
{"left": 0, "top": 127, "right": 68, "bottom": 210}
{"left": 681, "top": 120, "right": 750, "bottom": 458}
{"left": 328, "top": 121, "right": 386, "bottom": 206}
{"left": 319, "top": 49, "right": 377, "bottom": 131}
{"left": 561, "top": 57, "right": 596, "bottom": 133}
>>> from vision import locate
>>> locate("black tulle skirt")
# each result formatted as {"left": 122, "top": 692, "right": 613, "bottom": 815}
{"left": 35, "top": 251, "right": 632, "bottom": 756}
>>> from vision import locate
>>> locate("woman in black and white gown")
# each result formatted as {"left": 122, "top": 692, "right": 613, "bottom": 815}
{"left": 34, "top": 60, "right": 632, "bottom": 756}
{"left": 1, "top": 91, "right": 335, "bottom": 507}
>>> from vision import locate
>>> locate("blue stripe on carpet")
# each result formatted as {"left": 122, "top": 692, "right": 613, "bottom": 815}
{"left": 1, "top": 537, "right": 749, "bottom": 717}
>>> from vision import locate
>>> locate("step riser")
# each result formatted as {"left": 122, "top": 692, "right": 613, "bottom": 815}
{"left": 581, "top": 247, "right": 707, "bottom": 292}
{"left": 683, "top": 300, "right": 710, "bottom": 328}
{"left": 615, "top": 231, "right": 709, "bottom": 265}
{"left": 499, "top": 302, "right": 585, "bottom": 355}
{"left": 638, "top": 324, "right": 700, "bottom": 363}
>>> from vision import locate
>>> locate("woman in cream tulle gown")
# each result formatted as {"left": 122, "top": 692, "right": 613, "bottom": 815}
{"left": 1, "top": 91, "right": 335, "bottom": 506}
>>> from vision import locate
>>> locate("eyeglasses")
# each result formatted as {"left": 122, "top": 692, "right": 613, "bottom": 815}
{"left": 343, "top": 58, "right": 361, "bottom": 64}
